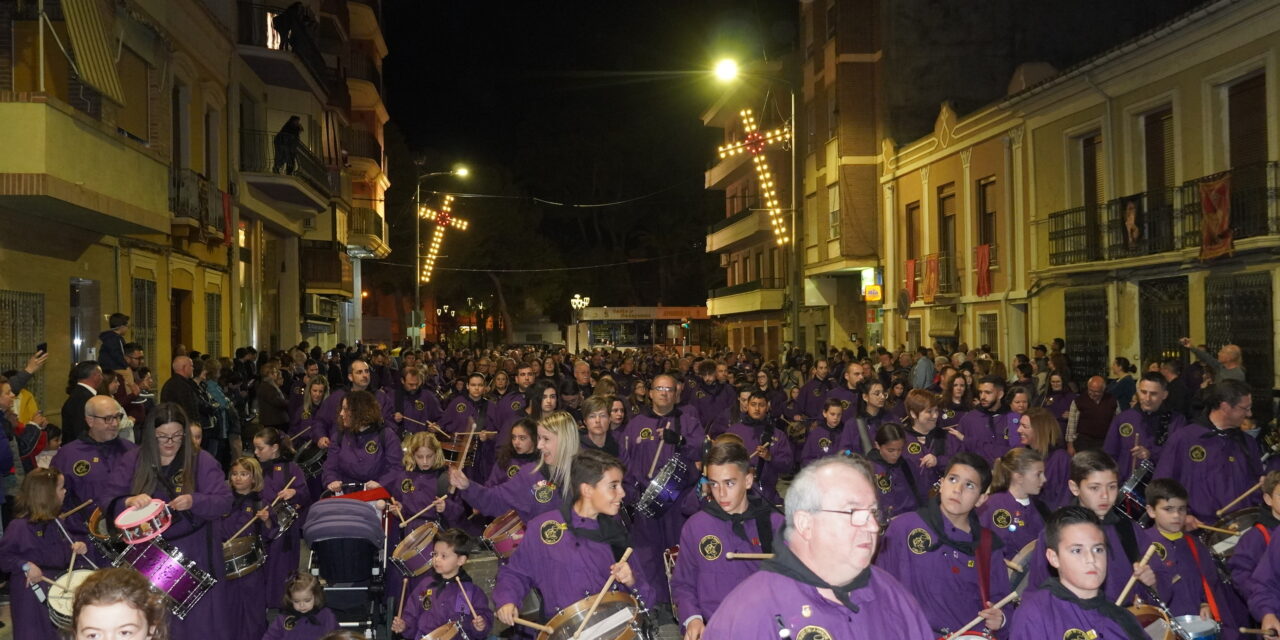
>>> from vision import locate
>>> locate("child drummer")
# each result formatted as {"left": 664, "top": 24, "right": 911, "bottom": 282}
{"left": 391, "top": 528, "right": 491, "bottom": 639}
{"left": 1228, "top": 470, "right": 1280, "bottom": 605}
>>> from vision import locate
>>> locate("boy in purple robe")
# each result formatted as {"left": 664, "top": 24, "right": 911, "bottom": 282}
{"left": 671, "top": 440, "right": 784, "bottom": 638}
{"left": 957, "top": 375, "right": 1021, "bottom": 462}
{"left": 1142, "top": 478, "right": 1248, "bottom": 639}
{"left": 1248, "top": 516, "right": 1280, "bottom": 635}
{"left": 391, "top": 528, "right": 492, "bottom": 639}
{"left": 1008, "top": 506, "right": 1147, "bottom": 639}
{"left": 793, "top": 359, "right": 834, "bottom": 421}
{"left": 721, "top": 391, "right": 794, "bottom": 507}
{"left": 799, "top": 399, "right": 846, "bottom": 466}
{"left": 1154, "top": 380, "right": 1262, "bottom": 523}
{"left": 1104, "top": 372, "right": 1187, "bottom": 478}
{"left": 877, "top": 452, "right": 1012, "bottom": 637}
{"left": 703, "top": 455, "right": 933, "bottom": 639}
{"left": 1228, "top": 470, "right": 1280, "bottom": 603}
{"left": 690, "top": 360, "right": 733, "bottom": 431}
{"left": 492, "top": 449, "right": 658, "bottom": 627}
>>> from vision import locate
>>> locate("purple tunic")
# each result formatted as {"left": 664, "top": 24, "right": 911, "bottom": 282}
{"left": 400, "top": 571, "right": 493, "bottom": 639}
{"left": 977, "top": 492, "right": 1045, "bottom": 553}
{"left": 0, "top": 518, "right": 78, "bottom": 640}
{"left": 1153, "top": 422, "right": 1263, "bottom": 521}
{"left": 260, "top": 458, "right": 312, "bottom": 600}
{"left": 377, "top": 386, "right": 443, "bottom": 435}
{"left": 868, "top": 455, "right": 920, "bottom": 519}
{"left": 721, "top": 421, "right": 794, "bottom": 507}
{"left": 492, "top": 509, "right": 658, "bottom": 617}
{"left": 799, "top": 423, "right": 846, "bottom": 467}
{"left": 957, "top": 409, "right": 1022, "bottom": 462}
{"left": 1041, "top": 447, "right": 1074, "bottom": 510}
{"left": 489, "top": 389, "right": 528, "bottom": 445}
{"left": 460, "top": 462, "right": 563, "bottom": 522}
{"left": 670, "top": 508, "right": 785, "bottom": 626}
{"left": 702, "top": 563, "right": 934, "bottom": 639}
{"left": 50, "top": 436, "right": 137, "bottom": 563}
{"left": 689, "top": 381, "right": 733, "bottom": 431}
{"left": 938, "top": 402, "right": 968, "bottom": 430}
{"left": 796, "top": 378, "right": 834, "bottom": 420}
{"left": 312, "top": 388, "right": 349, "bottom": 444}
{"left": 441, "top": 395, "right": 496, "bottom": 481}
{"left": 1042, "top": 392, "right": 1077, "bottom": 435}
{"left": 319, "top": 425, "right": 402, "bottom": 488}
{"left": 1248, "top": 524, "right": 1280, "bottom": 621}
{"left": 838, "top": 411, "right": 888, "bottom": 455}
{"left": 218, "top": 491, "right": 270, "bottom": 640}
{"left": 877, "top": 511, "right": 1014, "bottom": 635}
{"left": 1103, "top": 408, "right": 1187, "bottom": 477}
{"left": 900, "top": 427, "right": 958, "bottom": 492}
{"left": 1025, "top": 516, "right": 1170, "bottom": 605}
{"left": 286, "top": 375, "right": 307, "bottom": 419}
{"left": 1009, "top": 587, "right": 1142, "bottom": 639}
{"left": 825, "top": 383, "right": 861, "bottom": 421}
{"left": 1141, "top": 528, "right": 1247, "bottom": 639}
{"left": 484, "top": 454, "right": 538, "bottom": 487}
{"left": 261, "top": 607, "right": 339, "bottom": 640}
{"left": 1227, "top": 514, "right": 1277, "bottom": 604}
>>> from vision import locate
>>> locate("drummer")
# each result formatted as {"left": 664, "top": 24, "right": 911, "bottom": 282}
{"left": 978, "top": 447, "right": 1048, "bottom": 552}
{"left": 390, "top": 432, "right": 465, "bottom": 528}
{"left": 670, "top": 440, "right": 783, "bottom": 640}
{"left": 105, "top": 402, "right": 234, "bottom": 640}
{"left": 218, "top": 457, "right": 272, "bottom": 640}
{"left": 72, "top": 568, "right": 171, "bottom": 640}
{"left": 252, "top": 426, "right": 312, "bottom": 605}
{"left": 447, "top": 411, "right": 578, "bottom": 522}
{"left": 391, "top": 528, "right": 492, "bottom": 640}
{"left": 702, "top": 455, "right": 934, "bottom": 638}
{"left": 0, "top": 468, "right": 90, "bottom": 640}
{"left": 1103, "top": 372, "right": 1186, "bottom": 476}
{"left": 720, "top": 390, "right": 793, "bottom": 508}
{"left": 1007, "top": 506, "right": 1148, "bottom": 639}
{"left": 491, "top": 448, "right": 658, "bottom": 629}
{"left": 290, "top": 375, "right": 328, "bottom": 443}
{"left": 877, "top": 452, "right": 1013, "bottom": 637}
{"left": 484, "top": 418, "right": 539, "bottom": 487}
{"left": 1228, "top": 470, "right": 1280, "bottom": 607}
{"left": 378, "top": 365, "right": 442, "bottom": 436}
{"left": 50, "top": 394, "right": 137, "bottom": 565}
{"left": 321, "top": 390, "right": 402, "bottom": 494}
{"left": 798, "top": 399, "right": 846, "bottom": 466}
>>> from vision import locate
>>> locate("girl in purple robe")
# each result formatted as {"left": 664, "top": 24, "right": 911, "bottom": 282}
{"left": 841, "top": 379, "right": 888, "bottom": 454}
{"left": 938, "top": 370, "right": 973, "bottom": 431}
{"left": 867, "top": 423, "right": 919, "bottom": 518}
{"left": 1040, "top": 371, "right": 1077, "bottom": 437}
{"left": 261, "top": 573, "right": 339, "bottom": 640}
{"left": 253, "top": 427, "right": 312, "bottom": 603}
{"left": 885, "top": 377, "right": 909, "bottom": 422}
{"left": 1017, "top": 408, "right": 1073, "bottom": 509}
{"left": 486, "top": 418, "right": 539, "bottom": 486}
{"left": 218, "top": 457, "right": 271, "bottom": 640}
{"left": 72, "top": 568, "right": 171, "bottom": 640}
{"left": 0, "top": 468, "right": 89, "bottom": 640}
{"left": 979, "top": 447, "right": 1047, "bottom": 552}
{"left": 290, "top": 376, "right": 328, "bottom": 500}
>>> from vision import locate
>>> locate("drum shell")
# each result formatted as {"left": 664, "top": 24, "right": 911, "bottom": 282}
{"left": 1170, "top": 615, "right": 1221, "bottom": 639}
{"left": 635, "top": 457, "right": 688, "bottom": 519}
{"left": 295, "top": 441, "right": 328, "bottom": 477}
{"left": 392, "top": 522, "right": 439, "bottom": 577}
{"left": 422, "top": 621, "right": 462, "bottom": 640}
{"left": 537, "top": 591, "right": 640, "bottom": 640}
{"left": 46, "top": 569, "right": 97, "bottom": 629}
{"left": 222, "top": 535, "right": 267, "bottom": 580}
{"left": 482, "top": 510, "right": 525, "bottom": 559}
{"left": 116, "top": 539, "right": 216, "bottom": 619}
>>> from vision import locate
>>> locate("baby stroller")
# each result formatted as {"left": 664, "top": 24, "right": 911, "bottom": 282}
{"left": 303, "top": 496, "right": 389, "bottom": 636}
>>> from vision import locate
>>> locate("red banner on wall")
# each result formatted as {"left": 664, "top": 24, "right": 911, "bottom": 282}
{"left": 904, "top": 259, "right": 917, "bottom": 302}
{"left": 922, "top": 254, "right": 939, "bottom": 303}
{"left": 976, "top": 244, "right": 991, "bottom": 297}
{"left": 1199, "top": 176, "right": 1233, "bottom": 261}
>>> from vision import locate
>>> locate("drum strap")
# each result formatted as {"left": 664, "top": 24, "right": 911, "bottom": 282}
{"left": 1184, "top": 536, "right": 1222, "bottom": 622}
{"left": 1103, "top": 512, "right": 1140, "bottom": 563}
{"left": 976, "top": 527, "right": 993, "bottom": 606}
{"left": 435, "top": 471, "right": 451, "bottom": 499}
{"left": 1255, "top": 523, "right": 1272, "bottom": 546}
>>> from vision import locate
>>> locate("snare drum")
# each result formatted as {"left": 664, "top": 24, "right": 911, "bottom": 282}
{"left": 114, "top": 499, "right": 173, "bottom": 545}
{"left": 538, "top": 591, "right": 642, "bottom": 640}
{"left": 222, "top": 535, "right": 267, "bottom": 579}
{"left": 295, "top": 441, "right": 327, "bottom": 477}
{"left": 115, "top": 538, "right": 216, "bottom": 619}
{"left": 1128, "top": 604, "right": 1174, "bottom": 640}
{"left": 1207, "top": 507, "right": 1262, "bottom": 557}
{"left": 440, "top": 434, "right": 478, "bottom": 468}
{"left": 392, "top": 522, "right": 440, "bottom": 577}
{"left": 635, "top": 456, "right": 688, "bottom": 519}
{"left": 422, "top": 621, "right": 463, "bottom": 640}
{"left": 482, "top": 510, "right": 525, "bottom": 559}
{"left": 1170, "top": 615, "right": 1221, "bottom": 639}
{"left": 87, "top": 507, "right": 127, "bottom": 561}
{"left": 1115, "top": 459, "right": 1155, "bottom": 526}
{"left": 46, "top": 569, "right": 96, "bottom": 629}
{"left": 272, "top": 501, "right": 300, "bottom": 535}
{"left": 1006, "top": 540, "right": 1037, "bottom": 595}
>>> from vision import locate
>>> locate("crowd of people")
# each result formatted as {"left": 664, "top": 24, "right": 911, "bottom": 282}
{"left": 0, "top": 318, "right": 1277, "bottom": 639}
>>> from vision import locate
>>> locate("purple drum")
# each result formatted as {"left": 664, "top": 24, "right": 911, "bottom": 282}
{"left": 115, "top": 538, "right": 216, "bottom": 619}
{"left": 635, "top": 456, "right": 688, "bottom": 519}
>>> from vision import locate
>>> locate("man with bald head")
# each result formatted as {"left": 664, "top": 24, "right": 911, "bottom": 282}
{"left": 704, "top": 456, "right": 932, "bottom": 638}
{"left": 52, "top": 395, "right": 137, "bottom": 563}
{"left": 1066, "top": 375, "right": 1118, "bottom": 454}
{"left": 160, "top": 355, "right": 202, "bottom": 427}
{"left": 1179, "top": 336, "right": 1246, "bottom": 383}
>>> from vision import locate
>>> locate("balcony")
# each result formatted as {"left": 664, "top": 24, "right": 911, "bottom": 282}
{"left": 237, "top": 2, "right": 330, "bottom": 97}
{"left": 707, "top": 278, "right": 786, "bottom": 316}
{"left": 704, "top": 149, "right": 751, "bottom": 191}
{"left": 302, "top": 244, "right": 353, "bottom": 297}
{"left": 169, "top": 169, "right": 227, "bottom": 240}
{"left": 346, "top": 206, "right": 389, "bottom": 259}
{"left": 903, "top": 253, "right": 959, "bottom": 303}
{"left": 972, "top": 243, "right": 999, "bottom": 269}
{"left": 239, "top": 129, "right": 330, "bottom": 212}
{"left": 1181, "top": 162, "right": 1280, "bottom": 246}
{"left": 326, "top": 69, "right": 351, "bottom": 114}
{"left": 348, "top": 54, "right": 382, "bottom": 93}
{"left": 706, "top": 207, "right": 772, "bottom": 253}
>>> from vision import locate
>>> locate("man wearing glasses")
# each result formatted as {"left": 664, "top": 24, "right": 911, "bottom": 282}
{"left": 51, "top": 395, "right": 137, "bottom": 564}
{"left": 703, "top": 456, "right": 933, "bottom": 639}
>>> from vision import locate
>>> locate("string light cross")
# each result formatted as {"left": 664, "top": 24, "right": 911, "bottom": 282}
{"left": 418, "top": 194, "right": 469, "bottom": 283}
{"left": 716, "top": 108, "right": 791, "bottom": 245}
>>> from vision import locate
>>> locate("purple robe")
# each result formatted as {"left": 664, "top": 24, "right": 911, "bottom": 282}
{"left": 826, "top": 384, "right": 862, "bottom": 422}
{"left": 312, "top": 388, "right": 350, "bottom": 444}
{"left": 796, "top": 378, "right": 834, "bottom": 420}
{"left": 839, "top": 411, "right": 888, "bottom": 455}
{"left": 50, "top": 435, "right": 137, "bottom": 564}
{"left": 492, "top": 509, "right": 658, "bottom": 617}
{"left": 484, "top": 454, "right": 538, "bottom": 487}
{"left": 1041, "top": 447, "right": 1074, "bottom": 510}
{"left": 1104, "top": 408, "right": 1187, "bottom": 477}
{"left": 957, "top": 409, "right": 1022, "bottom": 462}
{"left": 877, "top": 511, "right": 1014, "bottom": 635}
{"left": 938, "top": 402, "right": 968, "bottom": 430}
{"left": 1153, "top": 422, "right": 1263, "bottom": 521}
{"left": 218, "top": 491, "right": 270, "bottom": 640}
{"left": 286, "top": 375, "right": 307, "bottom": 421}
{"left": 722, "top": 421, "right": 794, "bottom": 507}
{"left": 400, "top": 571, "right": 493, "bottom": 640}
{"left": 1009, "top": 587, "right": 1142, "bottom": 639}
{"left": 702, "top": 563, "right": 933, "bottom": 639}
{"left": 489, "top": 389, "right": 529, "bottom": 445}
{"left": 260, "top": 458, "right": 312, "bottom": 600}
{"left": 377, "top": 386, "right": 443, "bottom": 435}
{"left": 261, "top": 607, "right": 339, "bottom": 640}
{"left": 1141, "top": 528, "right": 1246, "bottom": 639}
{"left": 319, "top": 425, "right": 402, "bottom": 488}
{"left": 1227, "top": 513, "right": 1277, "bottom": 604}
{"left": 689, "top": 381, "right": 733, "bottom": 431}
{"left": 900, "top": 426, "right": 958, "bottom": 492}
{"left": 1025, "top": 515, "right": 1171, "bottom": 605}
{"left": 977, "top": 491, "right": 1046, "bottom": 553}
{"left": 0, "top": 518, "right": 79, "bottom": 640}
{"left": 799, "top": 423, "right": 846, "bottom": 467}
{"left": 441, "top": 395, "right": 496, "bottom": 482}
{"left": 670, "top": 508, "right": 785, "bottom": 626}
{"left": 1248, "top": 523, "right": 1280, "bottom": 621}
{"left": 868, "top": 455, "right": 920, "bottom": 519}
{"left": 460, "top": 462, "right": 562, "bottom": 522}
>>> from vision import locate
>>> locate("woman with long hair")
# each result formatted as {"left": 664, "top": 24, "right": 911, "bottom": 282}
{"left": 624, "top": 378, "right": 649, "bottom": 421}
{"left": 938, "top": 370, "right": 972, "bottom": 430}
{"left": 291, "top": 375, "right": 329, "bottom": 442}
{"left": 487, "top": 418, "right": 539, "bottom": 486}
{"left": 447, "top": 411, "right": 579, "bottom": 522}
{"left": 1015, "top": 408, "right": 1072, "bottom": 509}
{"left": 1040, "top": 371, "right": 1076, "bottom": 436}
{"left": 320, "top": 390, "right": 402, "bottom": 493}
{"left": 252, "top": 426, "right": 310, "bottom": 601}
{"left": 106, "top": 402, "right": 233, "bottom": 640}
{"left": 978, "top": 447, "right": 1047, "bottom": 551}
{"left": 755, "top": 368, "right": 786, "bottom": 422}
{"left": 525, "top": 379, "right": 560, "bottom": 423}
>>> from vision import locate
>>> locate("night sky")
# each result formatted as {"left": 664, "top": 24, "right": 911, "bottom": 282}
{"left": 376, "top": 2, "right": 795, "bottom": 323}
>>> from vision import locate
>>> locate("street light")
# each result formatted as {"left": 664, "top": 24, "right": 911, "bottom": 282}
{"left": 414, "top": 166, "right": 468, "bottom": 347}
{"left": 714, "top": 58, "right": 801, "bottom": 349}
{"left": 570, "top": 294, "right": 590, "bottom": 353}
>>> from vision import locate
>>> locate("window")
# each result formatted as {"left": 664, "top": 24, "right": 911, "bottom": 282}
{"left": 1229, "top": 74, "right": 1267, "bottom": 169}
{"left": 938, "top": 183, "right": 956, "bottom": 258}
{"left": 1082, "top": 133, "right": 1105, "bottom": 209}
{"left": 117, "top": 47, "right": 149, "bottom": 142}
{"left": 904, "top": 201, "right": 920, "bottom": 261}
{"left": 978, "top": 314, "right": 999, "bottom": 359}
{"left": 806, "top": 194, "right": 819, "bottom": 247}
{"left": 806, "top": 102, "right": 817, "bottom": 155}
{"left": 205, "top": 293, "right": 222, "bottom": 358}
{"left": 1143, "top": 108, "right": 1174, "bottom": 202}
{"left": 131, "top": 278, "right": 157, "bottom": 367}
{"left": 0, "top": 290, "right": 45, "bottom": 407}
{"left": 977, "top": 178, "right": 997, "bottom": 247}
{"left": 826, "top": 0, "right": 837, "bottom": 39}
{"left": 827, "top": 184, "right": 841, "bottom": 239}
{"left": 827, "top": 89, "right": 838, "bottom": 140}
{"left": 770, "top": 248, "right": 780, "bottom": 281}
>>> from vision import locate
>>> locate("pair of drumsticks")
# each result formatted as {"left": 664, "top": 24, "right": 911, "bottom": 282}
{"left": 395, "top": 575, "right": 485, "bottom": 627}
{"left": 227, "top": 478, "right": 295, "bottom": 542}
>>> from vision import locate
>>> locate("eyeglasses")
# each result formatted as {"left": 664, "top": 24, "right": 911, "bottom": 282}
{"left": 89, "top": 413, "right": 125, "bottom": 423}
{"left": 816, "top": 506, "right": 885, "bottom": 527}
{"left": 155, "top": 433, "right": 185, "bottom": 444}
{"left": 652, "top": 386, "right": 675, "bottom": 393}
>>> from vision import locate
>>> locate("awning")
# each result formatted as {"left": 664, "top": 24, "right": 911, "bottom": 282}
{"left": 60, "top": 0, "right": 126, "bottom": 105}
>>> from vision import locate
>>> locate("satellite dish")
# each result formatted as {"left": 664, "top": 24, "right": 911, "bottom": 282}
{"left": 896, "top": 289, "right": 911, "bottom": 318}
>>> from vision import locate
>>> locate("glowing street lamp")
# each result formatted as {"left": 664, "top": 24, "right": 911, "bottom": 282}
{"left": 570, "top": 294, "right": 590, "bottom": 352}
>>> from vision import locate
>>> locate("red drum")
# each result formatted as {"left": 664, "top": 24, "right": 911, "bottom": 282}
{"left": 482, "top": 510, "right": 525, "bottom": 559}
{"left": 392, "top": 522, "right": 440, "bottom": 577}
{"left": 115, "top": 538, "right": 216, "bottom": 619}
{"left": 114, "top": 500, "right": 172, "bottom": 545}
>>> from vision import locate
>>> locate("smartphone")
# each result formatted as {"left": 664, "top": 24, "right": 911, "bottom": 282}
{"left": 35, "top": 342, "right": 46, "bottom": 354}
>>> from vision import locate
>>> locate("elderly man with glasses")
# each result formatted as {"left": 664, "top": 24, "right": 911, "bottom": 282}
{"left": 50, "top": 395, "right": 137, "bottom": 565}
{"left": 703, "top": 456, "right": 933, "bottom": 639}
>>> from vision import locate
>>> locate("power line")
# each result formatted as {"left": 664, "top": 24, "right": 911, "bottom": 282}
{"left": 375, "top": 248, "right": 704, "bottom": 273}
{"left": 418, "top": 176, "right": 703, "bottom": 210}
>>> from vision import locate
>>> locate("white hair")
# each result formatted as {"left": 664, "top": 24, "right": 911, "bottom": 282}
{"left": 784, "top": 455, "right": 875, "bottom": 541}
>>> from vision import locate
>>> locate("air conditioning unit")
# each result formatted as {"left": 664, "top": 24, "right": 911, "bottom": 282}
{"left": 304, "top": 293, "right": 326, "bottom": 317}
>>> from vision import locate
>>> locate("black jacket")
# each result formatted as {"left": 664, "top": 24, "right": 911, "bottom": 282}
{"left": 60, "top": 383, "right": 96, "bottom": 443}
{"left": 160, "top": 375, "right": 202, "bottom": 426}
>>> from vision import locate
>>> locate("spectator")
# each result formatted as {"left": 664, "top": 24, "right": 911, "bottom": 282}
{"left": 59, "top": 360, "right": 101, "bottom": 443}
{"left": 97, "top": 312, "right": 130, "bottom": 382}
{"left": 1065, "top": 376, "right": 1118, "bottom": 454}
{"left": 1179, "top": 336, "right": 1245, "bottom": 384}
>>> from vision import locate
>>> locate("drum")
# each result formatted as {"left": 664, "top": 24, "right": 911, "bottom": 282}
{"left": 635, "top": 456, "right": 688, "bottom": 519}
{"left": 272, "top": 501, "right": 300, "bottom": 536}
{"left": 422, "top": 621, "right": 463, "bottom": 640}
{"left": 321, "top": 482, "right": 368, "bottom": 499}
{"left": 1170, "top": 615, "right": 1221, "bottom": 639}
{"left": 440, "top": 434, "right": 478, "bottom": 468}
{"left": 940, "top": 633, "right": 994, "bottom": 639}
{"left": 222, "top": 535, "right": 267, "bottom": 580}
{"left": 482, "top": 510, "right": 525, "bottom": 559}
{"left": 46, "top": 569, "right": 96, "bottom": 629}
{"left": 392, "top": 522, "right": 440, "bottom": 577}
{"left": 114, "top": 499, "right": 173, "bottom": 545}
{"left": 1116, "top": 459, "right": 1155, "bottom": 526}
{"left": 1006, "top": 540, "right": 1037, "bottom": 595}
{"left": 1128, "top": 604, "right": 1174, "bottom": 640}
{"left": 538, "top": 591, "right": 642, "bottom": 640}
{"left": 87, "top": 507, "right": 127, "bottom": 561}
{"left": 115, "top": 538, "right": 216, "bottom": 619}
{"left": 295, "top": 440, "right": 327, "bottom": 477}
{"left": 1207, "top": 507, "right": 1262, "bottom": 557}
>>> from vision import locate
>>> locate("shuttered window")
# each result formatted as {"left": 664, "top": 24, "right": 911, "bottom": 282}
{"left": 1082, "top": 133, "right": 1105, "bottom": 208}
{"left": 1229, "top": 74, "right": 1267, "bottom": 169}
{"left": 905, "top": 201, "right": 920, "bottom": 260}
{"left": 131, "top": 279, "right": 157, "bottom": 364}
{"left": 977, "top": 178, "right": 997, "bottom": 246}
{"left": 1143, "top": 108, "right": 1174, "bottom": 205}
{"left": 938, "top": 184, "right": 957, "bottom": 258}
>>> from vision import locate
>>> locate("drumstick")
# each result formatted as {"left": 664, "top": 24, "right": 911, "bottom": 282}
{"left": 1130, "top": 433, "right": 1139, "bottom": 472}
{"left": 390, "top": 498, "right": 407, "bottom": 525}
{"left": 456, "top": 576, "right": 478, "bottom": 618}
{"left": 268, "top": 477, "right": 297, "bottom": 509}
{"left": 725, "top": 552, "right": 774, "bottom": 560}
{"left": 1217, "top": 481, "right": 1263, "bottom": 517}
{"left": 573, "top": 547, "right": 633, "bottom": 639}
{"left": 1004, "top": 558, "right": 1023, "bottom": 572}
{"left": 512, "top": 618, "right": 554, "bottom": 634}
{"left": 395, "top": 577, "right": 409, "bottom": 620}
{"left": 399, "top": 495, "right": 448, "bottom": 528}
{"left": 401, "top": 415, "right": 427, "bottom": 426}
{"left": 749, "top": 440, "right": 774, "bottom": 459}
{"left": 1198, "top": 523, "right": 1244, "bottom": 536}
{"left": 1239, "top": 628, "right": 1280, "bottom": 637}
{"left": 428, "top": 422, "right": 451, "bottom": 437}
{"left": 288, "top": 425, "right": 312, "bottom": 441}
{"left": 52, "top": 517, "right": 98, "bottom": 570}
{"left": 1114, "top": 543, "right": 1160, "bottom": 606}
{"left": 229, "top": 482, "right": 292, "bottom": 543}
{"left": 58, "top": 499, "right": 93, "bottom": 520}
{"left": 946, "top": 591, "right": 1019, "bottom": 639}
{"left": 62, "top": 552, "right": 76, "bottom": 589}
{"left": 648, "top": 439, "right": 665, "bottom": 478}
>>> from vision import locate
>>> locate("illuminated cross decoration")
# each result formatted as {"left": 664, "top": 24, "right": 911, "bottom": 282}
{"left": 418, "top": 194, "right": 469, "bottom": 283}
{"left": 717, "top": 108, "right": 792, "bottom": 245}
